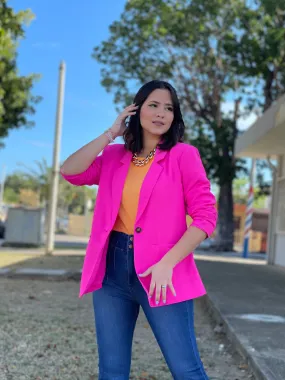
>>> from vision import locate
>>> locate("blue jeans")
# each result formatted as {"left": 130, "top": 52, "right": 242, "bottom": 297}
{"left": 92, "top": 231, "right": 209, "bottom": 380}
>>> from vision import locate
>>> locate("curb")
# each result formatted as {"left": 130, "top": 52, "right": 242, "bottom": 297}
{"left": 0, "top": 267, "right": 82, "bottom": 281}
{"left": 200, "top": 295, "right": 268, "bottom": 380}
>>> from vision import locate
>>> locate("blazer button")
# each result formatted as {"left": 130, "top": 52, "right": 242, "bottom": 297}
{"left": 135, "top": 227, "right": 142, "bottom": 233}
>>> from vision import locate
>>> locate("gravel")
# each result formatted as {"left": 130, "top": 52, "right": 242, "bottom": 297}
{"left": 0, "top": 278, "right": 255, "bottom": 380}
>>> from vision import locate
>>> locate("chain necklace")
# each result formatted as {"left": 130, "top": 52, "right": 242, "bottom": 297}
{"left": 132, "top": 148, "right": 156, "bottom": 167}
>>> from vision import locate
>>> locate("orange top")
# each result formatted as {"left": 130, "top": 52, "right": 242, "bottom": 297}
{"left": 113, "top": 158, "right": 153, "bottom": 235}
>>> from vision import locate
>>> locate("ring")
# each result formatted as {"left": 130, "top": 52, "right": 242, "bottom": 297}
{"left": 161, "top": 285, "right": 167, "bottom": 288}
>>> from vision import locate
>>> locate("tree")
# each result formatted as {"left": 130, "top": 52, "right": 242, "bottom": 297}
{"left": 17, "top": 158, "right": 51, "bottom": 205}
{"left": 233, "top": 177, "right": 269, "bottom": 208}
{"left": 233, "top": 178, "right": 248, "bottom": 205}
{"left": 223, "top": 0, "right": 285, "bottom": 112}
{"left": 93, "top": 0, "right": 251, "bottom": 250}
{"left": 93, "top": 0, "right": 285, "bottom": 250}
{"left": 0, "top": 0, "right": 41, "bottom": 146}
{"left": 59, "top": 181, "right": 96, "bottom": 215}
{"left": 15, "top": 158, "right": 97, "bottom": 214}
{"left": 4, "top": 172, "right": 34, "bottom": 204}
{"left": 4, "top": 187, "right": 19, "bottom": 204}
{"left": 223, "top": 0, "right": 285, "bottom": 195}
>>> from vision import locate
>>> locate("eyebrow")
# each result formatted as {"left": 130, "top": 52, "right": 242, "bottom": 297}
{"left": 148, "top": 100, "right": 173, "bottom": 107}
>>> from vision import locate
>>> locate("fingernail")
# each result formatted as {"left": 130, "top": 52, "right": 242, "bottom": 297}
{"left": 156, "top": 301, "right": 159, "bottom": 305}
{"left": 163, "top": 300, "right": 166, "bottom": 303}
{"left": 148, "top": 295, "right": 151, "bottom": 298}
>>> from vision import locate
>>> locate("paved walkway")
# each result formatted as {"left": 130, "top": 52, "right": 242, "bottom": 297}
{"left": 196, "top": 256, "right": 285, "bottom": 380}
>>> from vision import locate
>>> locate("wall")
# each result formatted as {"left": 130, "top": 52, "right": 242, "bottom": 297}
{"left": 233, "top": 204, "right": 268, "bottom": 251}
{"left": 274, "top": 153, "right": 285, "bottom": 266}
{"left": 68, "top": 213, "right": 93, "bottom": 236}
{"left": 275, "top": 234, "right": 285, "bottom": 266}
{"left": 282, "top": 154, "right": 285, "bottom": 177}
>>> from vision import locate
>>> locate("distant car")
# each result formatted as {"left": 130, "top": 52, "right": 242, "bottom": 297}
{"left": 198, "top": 237, "right": 215, "bottom": 250}
{"left": 56, "top": 216, "right": 69, "bottom": 233}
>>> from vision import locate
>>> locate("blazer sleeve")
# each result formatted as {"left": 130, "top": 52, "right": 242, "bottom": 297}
{"left": 60, "top": 148, "right": 106, "bottom": 186}
{"left": 179, "top": 145, "right": 217, "bottom": 237}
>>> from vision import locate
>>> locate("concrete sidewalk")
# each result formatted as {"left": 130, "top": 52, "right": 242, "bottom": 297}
{"left": 196, "top": 256, "right": 285, "bottom": 380}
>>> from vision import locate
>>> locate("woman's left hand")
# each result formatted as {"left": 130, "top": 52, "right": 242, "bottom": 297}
{"left": 139, "top": 260, "right": 176, "bottom": 304}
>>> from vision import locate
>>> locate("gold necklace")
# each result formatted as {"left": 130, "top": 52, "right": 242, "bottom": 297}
{"left": 132, "top": 148, "right": 156, "bottom": 167}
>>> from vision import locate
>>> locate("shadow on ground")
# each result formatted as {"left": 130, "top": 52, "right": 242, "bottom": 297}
{"left": 5, "top": 255, "right": 84, "bottom": 271}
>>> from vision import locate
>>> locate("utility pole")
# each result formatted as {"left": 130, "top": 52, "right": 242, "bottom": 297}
{"left": 242, "top": 158, "right": 255, "bottom": 258}
{"left": 45, "top": 61, "right": 66, "bottom": 255}
{"left": 0, "top": 165, "right": 6, "bottom": 207}
{"left": 0, "top": 165, "right": 6, "bottom": 221}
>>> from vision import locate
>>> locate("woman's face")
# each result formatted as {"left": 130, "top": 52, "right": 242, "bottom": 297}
{"left": 139, "top": 89, "right": 174, "bottom": 137}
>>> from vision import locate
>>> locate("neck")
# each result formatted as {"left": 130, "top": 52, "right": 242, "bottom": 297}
{"left": 140, "top": 132, "right": 160, "bottom": 157}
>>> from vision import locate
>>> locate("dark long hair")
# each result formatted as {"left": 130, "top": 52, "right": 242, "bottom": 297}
{"left": 123, "top": 80, "right": 185, "bottom": 153}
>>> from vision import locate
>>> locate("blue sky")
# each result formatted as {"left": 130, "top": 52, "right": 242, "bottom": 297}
{"left": 3, "top": 0, "right": 126, "bottom": 175}
{"left": 3, "top": 1, "right": 268, "bottom": 186}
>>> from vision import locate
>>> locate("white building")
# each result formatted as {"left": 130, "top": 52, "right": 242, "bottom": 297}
{"left": 235, "top": 94, "right": 285, "bottom": 267}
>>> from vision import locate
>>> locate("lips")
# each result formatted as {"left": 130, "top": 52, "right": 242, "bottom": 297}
{"left": 152, "top": 121, "right": 165, "bottom": 126}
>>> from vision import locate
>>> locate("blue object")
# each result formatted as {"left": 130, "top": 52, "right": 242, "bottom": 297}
{"left": 243, "top": 236, "right": 249, "bottom": 258}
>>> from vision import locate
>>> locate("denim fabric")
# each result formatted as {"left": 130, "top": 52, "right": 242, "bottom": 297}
{"left": 93, "top": 231, "right": 209, "bottom": 380}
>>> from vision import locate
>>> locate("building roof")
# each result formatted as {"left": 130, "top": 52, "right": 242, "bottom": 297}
{"left": 235, "top": 94, "right": 285, "bottom": 158}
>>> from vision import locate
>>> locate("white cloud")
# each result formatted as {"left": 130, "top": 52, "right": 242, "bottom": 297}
{"left": 237, "top": 112, "right": 258, "bottom": 131}
{"left": 222, "top": 101, "right": 259, "bottom": 131}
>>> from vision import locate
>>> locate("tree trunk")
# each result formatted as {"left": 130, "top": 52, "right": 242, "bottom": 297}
{"left": 215, "top": 180, "right": 234, "bottom": 251}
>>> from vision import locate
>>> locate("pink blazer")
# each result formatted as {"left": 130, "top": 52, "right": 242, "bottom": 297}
{"left": 61, "top": 142, "right": 217, "bottom": 306}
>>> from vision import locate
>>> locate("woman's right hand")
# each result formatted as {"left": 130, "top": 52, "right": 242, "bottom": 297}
{"left": 110, "top": 103, "right": 139, "bottom": 137}
{"left": 61, "top": 105, "right": 138, "bottom": 178}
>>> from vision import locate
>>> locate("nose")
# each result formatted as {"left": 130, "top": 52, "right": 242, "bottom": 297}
{"left": 156, "top": 107, "right": 165, "bottom": 118}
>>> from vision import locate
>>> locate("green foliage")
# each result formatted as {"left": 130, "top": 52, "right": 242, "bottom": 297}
{"left": 59, "top": 181, "right": 96, "bottom": 215}
{"left": 233, "top": 177, "right": 269, "bottom": 208}
{"left": 92, "top": 0, "right": 284, "bottom": 249}
{"left": 0, "top": 0, "right": 41, "bottom": 146}
{"left": 223, "top": 0, "right": 285, "bottom": 110}
{"left": 4, "top": 172, "right": 31, "bottom": 194}
{"left": 17, "top": 159, "right": 51, "bottom": 203}
{"left": 4, "top": 159, "right": 97, "bottom": 214}
{"left": 3, "top": 186, "right": 19, "bottom": 203}
{"left": 93, "top": 0, "right": 250, "bottom": 185}
{"left": 233, "top": 178, "right": 248, "bottom": 205}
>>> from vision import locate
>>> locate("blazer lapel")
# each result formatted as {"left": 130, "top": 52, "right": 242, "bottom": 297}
{"left": 111, "top": 148, "right": 132, "bottom": 223}
{"left": 136, "top": 148, "right": 167, "bottom": 223}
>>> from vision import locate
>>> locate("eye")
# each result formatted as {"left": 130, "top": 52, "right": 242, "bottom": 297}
{"left": 149, "top": 103, "right": 157, "bottom": 108}
{"left": 167, "top": 106, "right": 173, "bottom": 112}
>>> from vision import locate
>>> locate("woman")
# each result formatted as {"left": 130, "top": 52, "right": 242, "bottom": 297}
{"left": 61, "top": 80, "right": 217, "bottom": 379}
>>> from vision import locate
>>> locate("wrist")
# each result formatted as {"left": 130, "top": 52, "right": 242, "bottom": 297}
{"left": 110, "top": 126, "right": 120, "bottom": 138}
{"left": 160, "top": 252, "right": 176, "bottom": 269}
{"left": 104, "top": 128, "right": 117, "bottom": 143}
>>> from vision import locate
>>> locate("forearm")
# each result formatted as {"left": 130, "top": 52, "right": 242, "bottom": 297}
{"left": 160, "top": 226, "right": 206, "bottom": 268}
{"left": 61, "top": 130, "right": 116, "bottom": 175}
